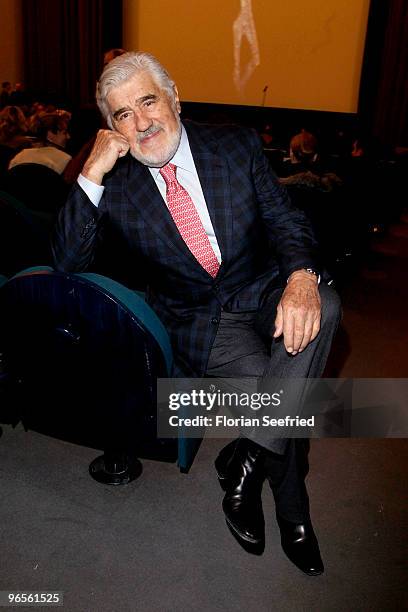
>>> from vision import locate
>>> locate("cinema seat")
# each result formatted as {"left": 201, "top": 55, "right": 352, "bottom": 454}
{"left": 0, "top": 191, "right": 52, "bottom": 276}
{"left": 0, "top": 266, "right": 201, "bottom": 483}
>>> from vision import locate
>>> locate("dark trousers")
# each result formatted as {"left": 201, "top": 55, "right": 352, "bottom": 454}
{"left": 206, "top": 283, "right": 341, "bottom": 521}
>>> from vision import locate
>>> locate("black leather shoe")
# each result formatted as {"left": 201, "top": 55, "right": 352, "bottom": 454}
{"left": 276, "top": 514, "right": 324, "bottom": 576}
{"left": 214, "top": 439, "right": 239, "bottom": 490}
{"left": 221, "top": 438, "right": 265, "bottom": 545}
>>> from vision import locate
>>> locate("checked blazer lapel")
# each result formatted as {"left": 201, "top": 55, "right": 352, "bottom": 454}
{"left": 184, "top": 121, "right": 233, "bottom": 273}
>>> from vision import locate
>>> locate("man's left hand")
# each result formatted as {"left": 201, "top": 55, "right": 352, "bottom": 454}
{"left": 273, "top": 270, "right": 321, "bottom": 354}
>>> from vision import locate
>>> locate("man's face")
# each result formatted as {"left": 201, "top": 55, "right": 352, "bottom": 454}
{"left": 107, "top": 71, "right": 182, "bottom": 167}
{"left": 46, "top": 122, "right": 70, "bottom": 149}
{"left": 54, "top": 127, "right": 70, "bottom": 149}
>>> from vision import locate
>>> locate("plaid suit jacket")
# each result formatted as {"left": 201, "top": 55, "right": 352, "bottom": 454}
{"left": 52, "top": 121, "right": 320, "bottom": 376}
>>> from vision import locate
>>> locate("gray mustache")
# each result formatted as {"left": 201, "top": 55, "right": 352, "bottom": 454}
{"left": 137, "top": 125, "right": 162, "bottom": 142}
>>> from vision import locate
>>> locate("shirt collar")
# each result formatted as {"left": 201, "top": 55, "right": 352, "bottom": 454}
{"left": 149, "top": 124, "right": 194, "bottom": 179}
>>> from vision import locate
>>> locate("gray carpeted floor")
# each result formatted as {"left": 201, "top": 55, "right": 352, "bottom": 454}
{"left": 1, "top": 217, "right": 407, "bottom": 611}
{"left": 0, "top": 430, "right": 406, "bottom": 611}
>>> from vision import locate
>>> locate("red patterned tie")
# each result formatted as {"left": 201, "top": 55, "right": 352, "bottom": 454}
{"left": 159, "top": 163, "right": 220, "bottom": 277}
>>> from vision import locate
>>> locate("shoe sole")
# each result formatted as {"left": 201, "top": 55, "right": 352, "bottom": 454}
{"left": 281, "top": 543, "right": 324, "bottom": 576}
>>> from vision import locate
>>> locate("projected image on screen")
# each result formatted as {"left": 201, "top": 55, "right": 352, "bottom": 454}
{"left": 126, "top": 0, "right": 370, "bottom": 113}
{"left": 233, "top": 0, "right": 260, "bottom": 98}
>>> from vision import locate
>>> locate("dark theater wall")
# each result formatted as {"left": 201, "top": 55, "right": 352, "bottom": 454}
{"left": 21, "top": 0, "right": 122, "bottom": 107}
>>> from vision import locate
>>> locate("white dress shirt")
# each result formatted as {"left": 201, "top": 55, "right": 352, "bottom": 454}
{"left": 78, "top": 125, "right": 222, "bottom": 263}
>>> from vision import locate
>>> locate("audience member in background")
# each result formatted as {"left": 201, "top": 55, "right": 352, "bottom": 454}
{"left": 287, "top": 130, "right": 319, "bottom": 169}
{"left": 27, "top": 102, "right": 52, "bottom": 135}
{"left": 351, "top": 137, "right": 365, "bottom": 158}
{"left": 8, "top": 111, "right": 72, "bottom": 175}
{"left": 280, "top": 130, "right": 342, "bottom": 192}
{"left": 0, "top": 81, "right": 12, "bottom": 109}
{"left": 342, "top": 134, "right": 373, "bottom": 182}
{"left": 259, "top": 123, "right": 274, "bottom": 148}
{"left": 9, "top": 82, "right": 29, "bottom": 108}
{"left": 278, "top": 130, "right": 345, "bottom": 272}
{"left": 0, "top": 105, "right": 32, "bottom": 150}
{"left": 259, "top": 123, "right": 286, "bottom": 174}
{"left": 331, "top": 129, "right": 353, "bottom": 159}
{"left": 103, "top": 48, "right": 127, "bottom": 68}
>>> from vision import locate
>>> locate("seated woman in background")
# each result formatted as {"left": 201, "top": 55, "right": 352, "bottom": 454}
{"left": 280, "top": 130, "right": 320, "bottom": 174}
{"left": 290, "top": 130, "right": 319, "bottom": 165}
{"left": 8, "top": 111, "right": 72, "bottom": 175}
{"left": 280, "top": 129, "right": 342, "bottom": 192}
{"left": 0, "top": 105, "right": 32, "bottom": 150}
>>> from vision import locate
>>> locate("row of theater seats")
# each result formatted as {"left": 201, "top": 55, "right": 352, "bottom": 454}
{"left": 0, "top": 264, "right": 201, "bottom": 484}
{"left": 264, "top": 150, "right": 407, "bottom": 284}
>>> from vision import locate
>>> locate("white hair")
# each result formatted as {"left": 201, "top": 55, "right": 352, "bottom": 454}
{"left": 96, "top": 52, "right": 177, "bottom": 128}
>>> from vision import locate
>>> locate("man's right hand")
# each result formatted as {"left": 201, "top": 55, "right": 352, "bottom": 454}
{"left": 82, "top": 129, "right": 130, "bottom": 185}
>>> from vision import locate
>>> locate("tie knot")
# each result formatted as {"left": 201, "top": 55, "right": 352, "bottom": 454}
{"left": 160, "top": 163, "right": 177, "bottom": 187}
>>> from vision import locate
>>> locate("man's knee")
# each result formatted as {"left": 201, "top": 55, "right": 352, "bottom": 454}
{"left": 319, "top": 283, "right": 342, "bottom": 328}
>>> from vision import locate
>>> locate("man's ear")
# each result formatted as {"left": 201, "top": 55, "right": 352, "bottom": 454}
{"left": 173, "top": 85, "right": 181, "bottom": 114}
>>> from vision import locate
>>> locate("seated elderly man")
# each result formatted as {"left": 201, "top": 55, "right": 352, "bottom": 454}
{"left": 52, "top": 52, "right": 341, "bottom": 576}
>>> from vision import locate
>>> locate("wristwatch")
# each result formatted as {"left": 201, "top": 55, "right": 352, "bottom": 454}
{"left": 302, "top": 268, "right": 321, "bottom": 284}
{"left": 288, "top": 268, "right": 321, "bottom": 284}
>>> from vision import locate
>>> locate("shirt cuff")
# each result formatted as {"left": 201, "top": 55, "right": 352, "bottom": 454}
{"left": 78, "top": 173, "right": 105, "bottom": 207}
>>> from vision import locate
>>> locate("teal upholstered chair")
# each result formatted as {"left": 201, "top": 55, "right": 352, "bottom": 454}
{"left": 0, "top": 266, "right": 201, "bottom": 482}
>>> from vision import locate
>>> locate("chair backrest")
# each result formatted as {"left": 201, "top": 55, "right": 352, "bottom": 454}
{"left": 3, "top": 163, "right": 69, "bottom": 214}
{"left": 0, "top": 191, "right": 52, "bottom": 276}
{"left": 0, "top": 267, "right": 202, "bottom": 468}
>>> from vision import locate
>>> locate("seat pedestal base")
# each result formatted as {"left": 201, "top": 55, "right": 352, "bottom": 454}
{"left": 89, "top": 452, "right": 142, "bottom": 485}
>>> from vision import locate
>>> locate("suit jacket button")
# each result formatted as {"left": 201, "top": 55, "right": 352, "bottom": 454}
{"left": 211, "top": 317, "right": 219, "bottom": 325}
